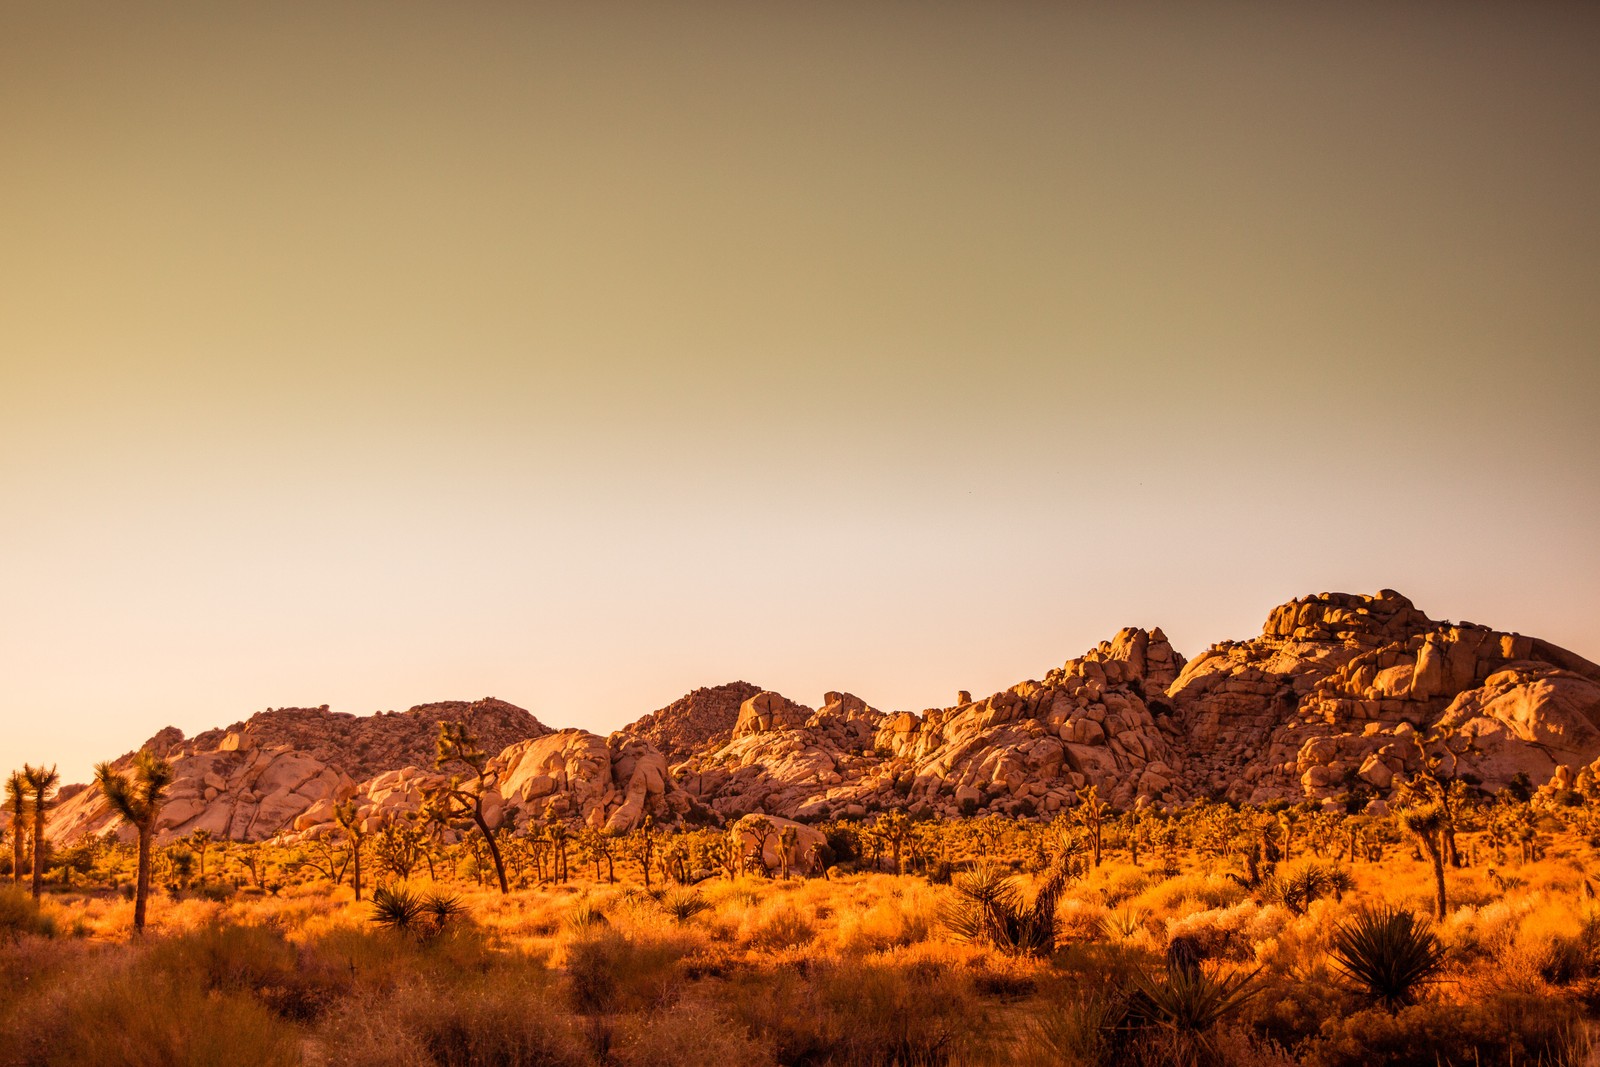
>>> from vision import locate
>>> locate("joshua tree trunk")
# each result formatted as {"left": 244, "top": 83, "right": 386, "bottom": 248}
{"left": 351, "top": 840, "right": 363, "bottom": 902}
{"left": 473, "top": 812, "right": 510, "bottom": 893}
{"left": 134, "top": 824, "right": 154, "bottom": 933}
{"left": 1427, "top": 836, "right": 1447, "bottom": 919}
{"left": 30, "top": 804, "right": 45, "bottom": 902}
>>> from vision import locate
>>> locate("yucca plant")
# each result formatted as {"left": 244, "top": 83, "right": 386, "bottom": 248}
{"left": 562, "top": 896, "right": 610, "bottom": 934}
{"left": 369, "top": 885, "right": 468, "bottom": 940}
{"left": 1132, "top": 962, "right": 1262, "bottom": 1035}
{"left": 942, "top": 859, "right": 1074, "bottom": 957}
{"left": 1328, "top": 904, "right": 1445, "bottom": 1010}
{"left": 660, "top": 886, "right": 710, "bottom": 924}
{"left": 423, "top": 890, "right": 468, "bottom": 929}
{"left": 1261, "top": 858, "right": 1354, "bottom": 914}
{"left": 1099, "top": 906, "right": 1147, "bottom": 942}
{"left": 369, "top": 884, "right": 427, "bottom": 934}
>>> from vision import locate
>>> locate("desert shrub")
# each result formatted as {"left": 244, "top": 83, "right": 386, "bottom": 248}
{"left": 1260, "top": 859, "right": 1352, "bottom": 915}
{"left": 322, "top": 973, "right": 591, "bottom": 1067}
{"left": 143, "top": 921, "right": 350, "bottom": 1021}
{"left": 1166, "top": 901, "right": 1290, "bottom": 964}
{"left": 608, "top": 1001, "right": 773, "bottom": 1067}
{"left": 0, "top": 886, "right": 56, "bottom": 940}
{"left": 724, "top": 957, "right": 983, "bottom": 1066}
{"left": 658, "top": 886, "right": 709, "bottom": 924}
{"left": 835, "top": 889, "right": 935, "bottom": 952}
{"left": 1303, "top": 995, "right": 1584, "bottom": 1067}
{"left": 1099, "top": 866, "right": 1152, "bottom": 905}
{"left": 564, "top": 928, "right": 686, "bottom": 1016}
{"left": 1328, "top": 905, "right": 1445, "bottom": 1010}
{"left": 739, "top": 900, "right": 816, "bottom": 951}
{"left": 1027, "top": 987, "right": 1130, "bottom": 1066}
{"left": 942, "top": 860, "right": 1071, "bottom": 956}
{"left": 1133, "top": 873, "right": 1246, "bottom": 916}
{"left": 21, "top": 967, "right": 299, "bottom": 1067}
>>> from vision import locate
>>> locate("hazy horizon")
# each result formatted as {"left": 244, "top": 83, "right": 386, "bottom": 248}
{"left": 4, "top": 3, "right": 1598, "bottom": 784}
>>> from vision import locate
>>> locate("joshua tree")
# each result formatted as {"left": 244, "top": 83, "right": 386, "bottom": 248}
{"left": 871, "top": 810, "right": 912, "bottom": 875}
{"left": 546, "top": 820, "right": 570, "bottom": 884}
{"left": 733, "top": 815, "right": 779, "bottom": 876}
{"left": 94, "top": 751, "right": 174, "bottom": 934}
{"left": 431, "top": 722, "right": 510, "bottom": 894}
{"left": 5, "top": 771, "right": 30, "bottom": 886}
{"left": 22, "top": 765, "right": 59, "bottom": 902}
{"left": 635, "top": 816, "right": 657, "bottom": 888}
{"left": 188, "top": 829, "right": 214, "bottom": 884}
{"left": 1399, "top": 802, "right": 1449, "bottom": 920}
{"left": 1077, "top": 785, "right": 1109, "bottom": 868}
{"left": 334, "top": 801, "right": 370, "bottom": 900}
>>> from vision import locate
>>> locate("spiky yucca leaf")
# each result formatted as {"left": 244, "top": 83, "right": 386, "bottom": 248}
{"left": 424, "top": 890, "right": 467, "bottom": 928}
{"left": 941, "top": 859, "right": 1072, "bottom": 957}
{"left": 660, "top": 887, "right": 710, "bottom": 924}
{"left": 1133, "top": 963, "right": 1262, "bottom": 1034}
{"left": 369, "top": 885, "right": 427, "bottom": 933}
{"left": 1329, "top": 904, "right": 1445, "bottom": 1010}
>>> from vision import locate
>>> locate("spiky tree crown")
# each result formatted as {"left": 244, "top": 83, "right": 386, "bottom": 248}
{"left": 94, "top": 751, "right": 174, "bottom": 827}
{"left": 5, "top": 772, "right": 30, "bottom": 818}
{"left": 22, "top": 764, "right": 59, "bottom": 803}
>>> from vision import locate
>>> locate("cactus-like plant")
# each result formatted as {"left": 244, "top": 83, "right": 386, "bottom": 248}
{"left": 1329, "top": 904, "right": 1445, "bottom": 1010}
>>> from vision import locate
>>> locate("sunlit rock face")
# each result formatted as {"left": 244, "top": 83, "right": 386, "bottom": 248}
{"left": 48, "top": 698, "right": 550, "bottom": 844}
{"left": 42, "top": 590, "right": 1600, "bottom": 844}
{"left": 612, "top": 681, "right": 765, "bottom": 763}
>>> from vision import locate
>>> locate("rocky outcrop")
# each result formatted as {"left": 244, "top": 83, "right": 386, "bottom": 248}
{"left": 47, "top": 698, "right": 550, "bottom": 845}
{"left": 613, "top": 681, "right": 764, "bottom": 762}
{"left": 730, "top": 691, "right": 816, "bottom": 740}
{"left": 676, "top": 629, "right": 1187, "bottom": 820}
{"left": 186, "top": 698, "right": 548, "bottom": 782}
{"left": 40, "top": 591, "right": 1600, "bottom": 845}
{"left": 1173, "top": 590, "right": 1600, "bottom": 805}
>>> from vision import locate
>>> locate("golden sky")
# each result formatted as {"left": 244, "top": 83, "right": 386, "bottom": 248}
{"left": 3, "top": 3, "right": 1598, "bottom": 782}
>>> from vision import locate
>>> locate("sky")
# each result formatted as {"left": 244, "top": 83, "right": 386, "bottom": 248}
{"left": 2, "top": 3, "right": 1598, "bottom": 784}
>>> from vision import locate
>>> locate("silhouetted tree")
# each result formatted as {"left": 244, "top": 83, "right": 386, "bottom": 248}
{"left": 334, "top": 801, "right": 369, "bottom": 901}
{"left": 22, "top": 765, "right": 59, "bottom": 902}
{"left": 431, "top": 722, "right": 510, "bottom": 893}
{"left": 1399, "top": 802, "right": 1449, "bottom": 920}
{"left": 5, "top": 771, "right": 29, "bottom": 886}
{"left": 95, "top": 751, "right": 174, "bottom": 934}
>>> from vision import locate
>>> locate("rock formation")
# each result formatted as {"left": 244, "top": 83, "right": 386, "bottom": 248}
{"left": 40, "top": 590, "right": 1600, "bottom": 846}
{"left": 48, "top": 698, "right": 550, "bottom": 845}
{"left": 613, "top": 681, "right": 764, "bottom": 762}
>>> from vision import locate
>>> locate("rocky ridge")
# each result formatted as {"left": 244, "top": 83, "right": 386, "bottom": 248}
{"left": 612, "top": 681, "right": 763, "bottom": 763}
{"left": 40, "top": 590, "right": 1600, "bottom": 847}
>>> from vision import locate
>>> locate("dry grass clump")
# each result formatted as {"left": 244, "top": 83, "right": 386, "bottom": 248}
{"left": 721, "top": 955, "right": 987, "bottom": 1066}
{"left": 606, "top": 1000, "right": 774, "bottom": 1067}
{"left": 317, "top": 971, "right": 589, "bottom": 1067}
{"left": 4, "top": 957, "right": 300, "bottom": 1067}
{"left": 0, "top": 886, "right": 56, "bottom": 940}
{"left": 1130, "top": 872, "right": 1247, "bottom": 916}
